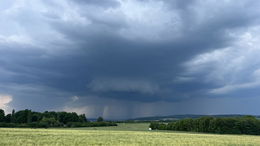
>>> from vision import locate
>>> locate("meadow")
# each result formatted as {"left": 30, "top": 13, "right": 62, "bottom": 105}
{"left": 0, "top": 123, "right": 260, "bottom": 146}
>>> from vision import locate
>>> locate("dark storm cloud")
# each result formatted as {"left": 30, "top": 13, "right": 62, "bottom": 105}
{"left": 44, "top": 0, "right": 259, "bottom": 100}
{"left": 1, "top": 0, "right": 260, "bottom": 118}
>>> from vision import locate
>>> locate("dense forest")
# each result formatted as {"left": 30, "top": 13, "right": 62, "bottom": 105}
{"left": 150, "top": 116, "right": 260, "bottom": 135}
{"left": 0, "top": 109, "right": 117, "bottom": 128}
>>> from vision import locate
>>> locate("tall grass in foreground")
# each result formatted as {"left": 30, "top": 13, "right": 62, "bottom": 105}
{"left": 0, "top": 127, "right": 260, "bottom": 146}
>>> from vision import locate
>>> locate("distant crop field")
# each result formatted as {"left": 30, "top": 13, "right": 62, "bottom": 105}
{"left": 69, "top": 123, "right": 150, "bottom": 131}
{"left": 0, "top": 123, "right": 260, "bottom": 146}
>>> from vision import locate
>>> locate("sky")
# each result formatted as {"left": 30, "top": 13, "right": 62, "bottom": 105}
{"left": 1, "top": 0, "right": 260, "bottom": 119}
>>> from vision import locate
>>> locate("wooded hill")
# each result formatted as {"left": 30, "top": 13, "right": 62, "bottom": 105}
{"left": 150, "top": 116, "right": 260, "bottom": 135}
{"left": 0, "top": 109, "right": 117, "bottom": 128}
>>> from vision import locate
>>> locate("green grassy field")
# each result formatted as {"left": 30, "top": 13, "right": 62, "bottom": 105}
{"left": 0, "top": 123, "right": 260, "bottom": 146}
{"left": 70, "top": 123, "right": 150, "bottom": 131}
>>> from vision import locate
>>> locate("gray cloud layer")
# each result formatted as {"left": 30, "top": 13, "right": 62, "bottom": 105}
{"left": 1, "top": 0, "right": 260, "bottom": 119}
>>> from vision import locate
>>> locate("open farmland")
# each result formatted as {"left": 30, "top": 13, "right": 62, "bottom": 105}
{"left": 70, "top": 123, "right": 150, "bottom": 131}
{"left": 0, "top": 123, "right": 260, "bottom": 146}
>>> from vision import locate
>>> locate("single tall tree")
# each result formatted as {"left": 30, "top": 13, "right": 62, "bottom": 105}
{"left": 97, "top": 116, "right": 104, "bottom": 122}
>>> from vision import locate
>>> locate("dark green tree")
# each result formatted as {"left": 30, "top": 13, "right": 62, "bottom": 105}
{"left": 149, "top": 122, "right": 160, "bottom": 130}
{"left": 5, "top": 114, "right": 12, "bottom": 123}
{"left": 97, "top": 116, "right": 104, "bottom": 122}
{"left": 40, "top": 117, "right": 60, "bottom": 127}
{"left": 79, "top": 114, "right": 88, "bottom": 122}
{"left": 0, "top": 109, "right": 5, "bottom": 122}
{"left": 14, "top": 109, "right": 32, "bottom": 123}
{"left": 11, "top": 109, "right": 16, "bottom": 123}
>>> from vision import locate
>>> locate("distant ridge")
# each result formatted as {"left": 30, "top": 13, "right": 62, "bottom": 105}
{"left": 128, "top": 114, "right": 260, "bottom": 121}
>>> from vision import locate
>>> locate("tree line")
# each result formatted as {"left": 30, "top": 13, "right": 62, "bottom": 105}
{"left": 150, "top": 116, "right": 260, "bottom": 135}
{"left": 0, "top": 109, "right": 117, "bottom": 128}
